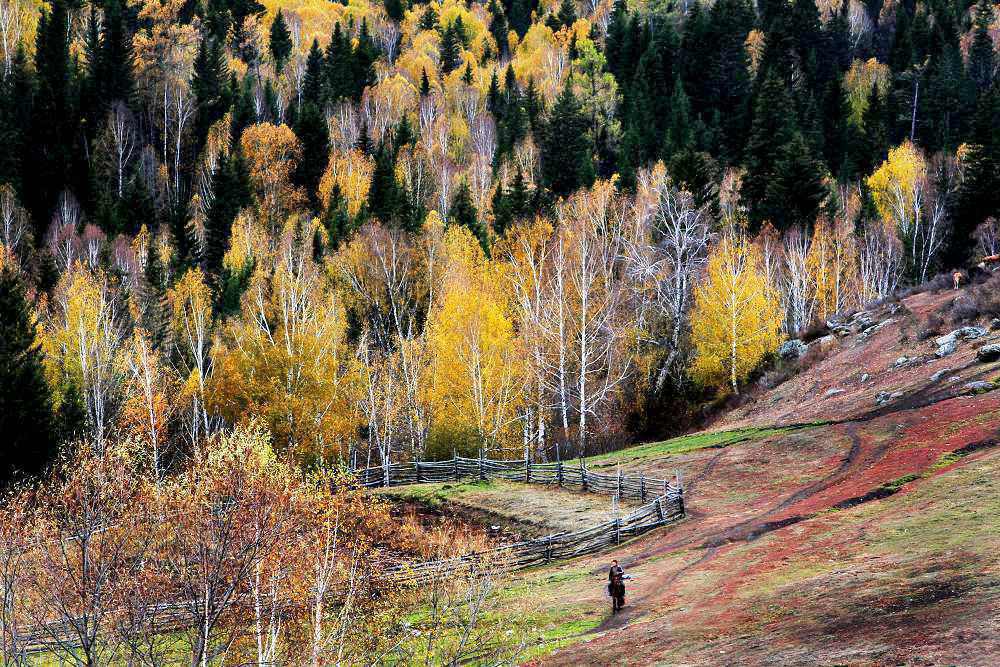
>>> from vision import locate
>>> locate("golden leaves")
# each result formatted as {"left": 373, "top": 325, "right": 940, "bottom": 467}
{"left": 690, "top": 235, "right": 783, "bottom": 393}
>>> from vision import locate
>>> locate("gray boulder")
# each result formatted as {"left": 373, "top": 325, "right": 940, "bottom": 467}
{"left": 963, "top": 381, "right": 995, "bottom": 394}
{"left": 824, "top": 388, "right": 845, "bottom": 398}
{"left": 991, "top": 318, "right": 1000, "bottom": 330}
{"left": 958, "top": 326, "right": 988, "bottom": 341}
{"left": 891, "top": 356, "right": 909, "bottom": 368}
{"left": 859, "top": 373, "right": 870, "bottom": 383}
{"left": 816, "top": 334, "right": 837, "bottom": 349}
{"left": 935, "top": 339, "right": 958, "bottom": 358}
{"left": 875, "top": 390, "right": 904, "bottom": 406}
{"left": 977, "top": 344, "right": 1000, "bottom": 363}
{"left": 779, "top": 339, "right": 808, "bottom": 360}
{"left": 930, "top": 368, "right": 951, "bottom": 382}
{"left": 935, "top": 326, "right": 987, "bottom": 349}
{"left": 935, "top": 332, "right": 957, "bottom": 347}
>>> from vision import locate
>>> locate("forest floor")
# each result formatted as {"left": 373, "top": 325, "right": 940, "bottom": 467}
{"left": 399, "top": 284, "right": 1000, "bottom": 665}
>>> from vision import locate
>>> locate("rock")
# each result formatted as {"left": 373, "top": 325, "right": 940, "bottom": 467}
{"left": 935, "top": 332, "right": 957, "bottom": 347}
{"left": 816, "top": 334, "right": 837, "bottom": 349}
{"left": 875, "top": 390, "right": 904, "bottom": 406}
{"left": 824, "top": 388, "right": 845, "bottom": 398}
{"left": 930, "top": 368, "right": 951, "bottom": 382}
{"left": 963, "top": 381, "right": 995, "bottom": 394}
{"left": 991, "top": 318, "right": 1000, "bottom": 330}
{"left": 958, "top": 326, "right": 988, "bottom": 340}
{"left": 891, "top": 356, "right": 909, "bottom": 368}
{"left": 859, "top": 373, "right": 870, "bottom": 383}
{"left": 977, "top": 344, "right": 1000, "bottom": 363}
{"left": 935, "top": 339, "right": 958, "bottom": 358}
{"left": 859, "top": 319, "right": 895, "bottom": 340}
{"left": 779, "top": 339, "right": 808, "bottom": 360}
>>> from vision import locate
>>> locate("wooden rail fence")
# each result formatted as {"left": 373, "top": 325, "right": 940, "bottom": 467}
{"left": 358, "top": 455, "right": 686, "bottom": 583}
{"left": 18, "top": 457, "right": 685, "bottom": 652}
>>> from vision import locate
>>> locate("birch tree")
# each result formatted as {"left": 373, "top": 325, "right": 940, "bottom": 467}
{"left": 689, "top": 234, "right": 783, "bottom": 394}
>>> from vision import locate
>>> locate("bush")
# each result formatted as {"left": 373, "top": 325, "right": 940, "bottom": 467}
{"left": 795, "top": 320, "right": 829, "bottom": 344}
{"left": 950, "top": 296, "right": 981, "bottom": 323}
{"left": 916, "top": 313, "right": 944, "bottom": 341}
{"left": 974, "top": 275, "right": 1000, "bottom": 319}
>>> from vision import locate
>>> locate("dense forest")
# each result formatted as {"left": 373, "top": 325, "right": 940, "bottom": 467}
{"left": 0, "top": 0, "right": 999, "bottom": 484}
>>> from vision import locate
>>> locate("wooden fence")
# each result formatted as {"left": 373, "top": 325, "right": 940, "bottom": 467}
{"left": 355, "top": 455, "right": 683, "bottom": 503}
{"left": 18, "top": 457, "right": 684, "bottom": 652}
{"left": 357, "top": 455, "right": 686, "bottom": 583}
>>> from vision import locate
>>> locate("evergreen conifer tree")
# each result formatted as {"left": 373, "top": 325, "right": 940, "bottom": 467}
{"left": 294, "top": 101, "right": 331, "bottom": 211}
{"left": 440, "top": 22, "right": 462, "bottom": 73}
{"left": 420, "top": 3, "right": 439, "bottom": 31}
{"left": 742, "top": 70, "right": 802, "bottom": 231}
{"left": 269, "top": 9, "right": 293, "bottom": 71}
{"left": 204, "top": 149, "right": 252, "bottom": 278}
{"left": 950, "top": 85, "right": 1000, "bottom": 265}
{"left": 540, "top": 81, "right": 594, "bottom": 198}
{"left": 450, "top": 180, "right": 486, "bottom": 249}
{"left": 191, "top": 35, "right": 230, "bottom": 153}
{"left": 968, "top": 0, "right": 997, "bottom": 91}
{"left": 0, "top": 267, "right": 57, "bottom": 483}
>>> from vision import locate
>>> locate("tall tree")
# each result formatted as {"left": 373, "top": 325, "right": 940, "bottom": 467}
{"left": 968, "top": 0, "right": 997, "bottom": 92}
{"left": 203, "top": 150, "right": 252, "bottom": 279}
{"left": 540, "top": 82, "right": 594, "bottom": 198}
{"left": 191, "top": 35, "right": 230, "bottom": 155}
{"left": 269, "top": 9, "right": 293, "bottom": 72}
{"left": 689, "top": 235, "right": 782, "bottom": 394}
{"left": 0, "top": 267, "right": 56, "bottom": 483}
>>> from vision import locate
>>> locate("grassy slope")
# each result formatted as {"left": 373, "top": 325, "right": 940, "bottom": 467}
{"left": 417, "top": 286, "right": 1000, "bottom": 665}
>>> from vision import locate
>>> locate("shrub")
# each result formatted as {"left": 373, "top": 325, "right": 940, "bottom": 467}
{"left": 950, "top": 295, "right": 981, "bottom": 323}
{"left": 974, "top": 275, "right": 1000, "bottom": 319}
{"left": 916, "top": 313, "right": 944, "bottom": 341}
{"left": 796, "top": 320, "right": 829, "bottom": 344}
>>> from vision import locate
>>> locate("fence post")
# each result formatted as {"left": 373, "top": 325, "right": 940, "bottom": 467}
{"left": 617, "top": 466, "right": 623, "bottom": 500}
{"left": 416, "top": 459, "right": 422, "bottom": 484}
{"left": 580, "top": 458, "right": 587, "bottom": 492}
{"left": 640, "top": 473, "right": 646, "bottom": 502}
{"left": 525, "top": 457, "right": 531, "bottom": 483}
{"left": 479, "top": 449, "right": 485, "bottom": 481}
{"left": 675, "top": 470, "right": 685, "bottom": 515}
{"left": 453, "top": 449, "right": 458, "bottom": 481}
{"left": 545, "top": 536, "right": 552, "bottom": 562}
{"left": 557, "top": 460, "right": 563, "bottom": 486}
{"left": 656, "top": 497, "right": 664, "bottom": 522}
{"left": 615, "top": 517, "right": 622, "bottom": 544}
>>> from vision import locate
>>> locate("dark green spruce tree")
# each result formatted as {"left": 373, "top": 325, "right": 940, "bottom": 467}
{"left": 450, "top": 180, "right": 487, "bottom": 250}
{"left": 269, "top": 9, "right": 293, "bottom": 71}
{"left": 203, "top": 149, "right": 252, "bottom": 280}
{"left": 0, "top": 267, "right": 57, "bottom": 484}
{"left": 540, "top": 81, "right": 594, "bottom": 198}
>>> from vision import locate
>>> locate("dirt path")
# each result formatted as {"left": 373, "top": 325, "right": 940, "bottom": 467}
{"left": 536, "top": 383, "right": 1000, "bottom": 665}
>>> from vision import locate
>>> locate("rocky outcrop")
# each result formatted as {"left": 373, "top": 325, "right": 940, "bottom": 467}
{"left": 977, "top": 344, "right": 1000, "bottom": 363}
{"left": 779, "top": 339, "right": 807, "bottom": 360}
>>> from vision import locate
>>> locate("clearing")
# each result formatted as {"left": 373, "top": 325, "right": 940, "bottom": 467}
{"left": 387, "top": 283, "right": 1000, "bottom": 665}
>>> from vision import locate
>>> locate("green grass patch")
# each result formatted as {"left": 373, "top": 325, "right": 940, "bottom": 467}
{"left": 375, "top": 479, "right": 494, "bottom": 508}
{"left": 877, "top": 473, "right": 922, "bottom": 494}
{"left": 585, "top": 424, "right": 819, "bottom": 467}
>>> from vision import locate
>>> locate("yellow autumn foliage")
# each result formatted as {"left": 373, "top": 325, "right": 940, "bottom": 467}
{"left": 690, "top": 235, "right": 783, "bottom": 394}
{"left": 424, "top": 224, "right": 524, "bottom": 457}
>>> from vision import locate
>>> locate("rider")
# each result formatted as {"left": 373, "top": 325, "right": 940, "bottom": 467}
{"left": 608, "top": 559, "right": 626, "bottom": 613}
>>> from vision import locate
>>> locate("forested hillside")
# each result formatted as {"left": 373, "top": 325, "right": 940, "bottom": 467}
{"left": 1, "top": 0, "right": 997, "bottom": 480}
{"left": 1, "top": 0, "right": 999, "bottom": 662}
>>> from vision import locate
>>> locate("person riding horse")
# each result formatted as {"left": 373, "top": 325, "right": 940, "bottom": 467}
{"left": 608, "top": 559, "right": 626, "bottom": 613}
